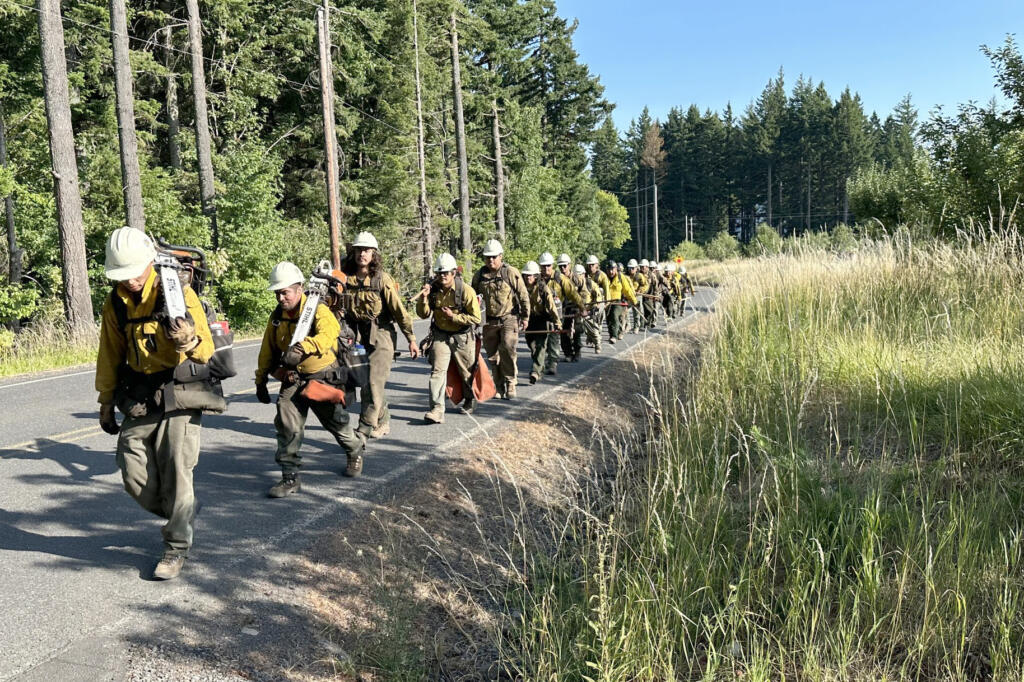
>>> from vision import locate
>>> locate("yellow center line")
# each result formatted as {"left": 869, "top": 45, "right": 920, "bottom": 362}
{"left": 2, "top": 425, "right": 106, "bottom": 453}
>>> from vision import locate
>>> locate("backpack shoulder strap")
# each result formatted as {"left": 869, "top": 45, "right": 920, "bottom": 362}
{"left": 499, "top": 263, "right": 514, "bottom": 288}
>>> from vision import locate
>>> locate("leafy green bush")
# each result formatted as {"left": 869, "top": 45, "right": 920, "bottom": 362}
{"left": 667, "top": 240, "right": 705, "bottom": 262}
{"left": 746, "top": 223, "right": 783, "bottom": 256}
{"left": 705, "top": 230, "right": 740, "bottom": 261}
{"left": 0, "top": 283, "right": 40, "bottom": 324}
{"left": 830, "top": 223, "right": 859, "bottom": 253}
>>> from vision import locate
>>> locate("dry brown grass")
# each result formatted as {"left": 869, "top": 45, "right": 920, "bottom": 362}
{"left": 283, "top": 322, "right": 709, "bottom": 680}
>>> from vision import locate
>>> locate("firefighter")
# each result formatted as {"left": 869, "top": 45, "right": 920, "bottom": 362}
{"left": 522, "top": 260, "right": 560, "bottom": 384}
{"left": 417, "top": 253, "right": 482, "bottom": 424}
{"left": 538, "top": 252, "right": 582, "bottom": 376}
{"left": 96, "top": 227, "right": 215, "bottom": 580}
{"left": 471, "top": 239, "right": 530, "bottom": 400}
{"left": 626, "top": 259, "right": 648, "bottom": 332}
{"left": 604, "top": 260, "right": 637, "bottom": 343}
{"left": 338, "top": 232, "right": 419, "bottom": 439}
{"left": 585, "top": 255, "right": 611, "bottom": 354}
{"left": 574, "top": 263, "right": 603, "bottom": 355}
{"left": 556, "top": 254, "right": 590, "bottom": 362}
{"left": 255, "top": 262, "right": 367, "bottom": 496}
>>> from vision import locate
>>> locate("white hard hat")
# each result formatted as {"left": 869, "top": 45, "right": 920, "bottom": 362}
{"left": 627, "top": 258, "right": 638, "bottom": 268}
{"left": 482, "top": 239, "right": 504, "bottom": 257}
{"left": 104, "top": 227, "right": 156, "bottom": 280}
{"left": 352, "top": 231, "right": 379, "bottom": 249}
{"left": 538, "top": 252, "right": 555, "bottom": 266}
{"left": 521, "top": 260, "right": 540, "bottom": 276}
{"left": 557, "top": 253, "right": 571, "bottom": 266}
{"left": 679, "top": 266, "right": 687, "bottom": 274}
{"left": 585, "top": 255, "right": 600, "bottom": 266}
{"left": 573, "top": 264, "right": 585, "bottom": 275}
{"left": 640, "top": 259, "right": 650, "bottom": 267}
{"left": 433, "top": 252, "right": 458, "bottom": 273}
{"left": 267, "top": 261, "right": 305, "bottom": 291}
{"left": 654, "top": 262, "right": 663, "bottom": 271}
{"left": 666, "top": 263, "right": 677, "bottom": 273}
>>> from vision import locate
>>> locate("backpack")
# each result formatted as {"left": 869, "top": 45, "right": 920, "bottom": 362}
{"left": 271, "top": 301, "right": 370, "bottom": 392}
{"left": 109, "top": 277, "right": 235, "bottom": 414}
{"left": 427, "top": 275, "right": 476, "bottom": 334}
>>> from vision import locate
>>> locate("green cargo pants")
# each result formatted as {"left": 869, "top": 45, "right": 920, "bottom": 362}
{"left": 427, "top": 328, "right": 475, "bottom": 409}
{"left": 116, "top": 408, "right": 202, "bottom": 556}
{"left": 359, "top": 325, "right": 395, "bottom": 432}
{"left": 607, "top": 303, "right": 626, "bottom": 339}
{"left": 482, "top": 316, "right": 519, "bottom": 394}
{"left": 275, "top": 381, "right": 364, "bottom": 474}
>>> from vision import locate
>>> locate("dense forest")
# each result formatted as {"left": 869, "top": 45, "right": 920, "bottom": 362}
{"left": 0, "top": 0, "right": 629, "bottom": 331}
{"left": 1, "top": 0, "right": 1023, "bottom": 334}
{"left": 596, "top": 36, "right": 1024, "bottom": 259}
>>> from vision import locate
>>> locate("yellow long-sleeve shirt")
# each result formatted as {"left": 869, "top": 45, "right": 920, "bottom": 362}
{"left": 95, "top": 267, "right": 214, "bottom": 404}
{"left": 589, "top": 269, "right": 611, "bottom": 302}
{"left": 416, "top": 279, "right": 482, "bottom": 332}
{"left": 630, "top": 271, "right": 650, "bottom": 295}
{"left": 544, "top": 272, "right": 583, "bottom": 310}
{"left": 607, "top": 272, "right": 638, "bottom": 305}
{"left": 255, "top": 294, "right": 340, "bottom": 384}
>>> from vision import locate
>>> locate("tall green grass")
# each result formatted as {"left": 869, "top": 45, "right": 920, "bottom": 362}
{"left": 500, "top": 229, "right": 1024, "bottom": 680}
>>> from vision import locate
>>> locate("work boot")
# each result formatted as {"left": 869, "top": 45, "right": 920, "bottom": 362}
{"left": 608, "top": 337, "right": 616, "bottom": 345}
{"left": 370, "top": 421, "right": 390, "bottom": 439}
{"left": 462, "top": 396, "right": 478, "bottom": 414}
{"left": 504, "top": 382, "right": 516, "bottom": 400}
{"left": 529, "top": 373, "right": 539, "bottom": 385}
{"left": 268, "top": 473, "right": 301, "bottom": 498}
{"left": 424, "top": 406, "right": 445, "bottom": 424}
{"left": 345, "top": 451, "right": 364, "bottom": 477}
{"left": 153, "top": 553, "right": 185, "bottom": 581}
{"left": 544, "top": 367, "right": 557, "bottom": 376}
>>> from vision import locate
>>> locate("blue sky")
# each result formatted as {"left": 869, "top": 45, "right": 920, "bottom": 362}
{"left": 555, "top": 0, "right": 1024, "bottom": 127}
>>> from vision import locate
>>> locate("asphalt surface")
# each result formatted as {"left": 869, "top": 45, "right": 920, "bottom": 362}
{"left": 0, "top": 289, "right": 715, "bottom": 681}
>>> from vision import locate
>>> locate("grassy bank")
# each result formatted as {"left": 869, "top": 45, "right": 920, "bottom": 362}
{"left": 0, "top": 320, "right": 98, "bottom": 378}
{"left": 500, "top": 230, "right": 1024, "bottom": 680}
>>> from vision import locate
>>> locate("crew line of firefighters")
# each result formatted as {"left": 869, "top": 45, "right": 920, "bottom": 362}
{"left": 94, "top": 228, "right": 695, "bottom": 579}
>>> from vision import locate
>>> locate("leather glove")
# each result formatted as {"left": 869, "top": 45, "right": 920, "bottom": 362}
{"left": 282, "top": 343, "right": 305, "bottom": 368}
{"left": 99, "top": 403, "right": 120, "bottom": 435}
{"left": 255, "top": 382, "right": 271, "bottom": 404}
{"left": 167, "top": 317, "right": 198, "bottom": 352}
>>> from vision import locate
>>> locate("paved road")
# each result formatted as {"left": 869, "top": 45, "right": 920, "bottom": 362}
{"left": 0, "top": 289, "right": 715, "bottom": 681}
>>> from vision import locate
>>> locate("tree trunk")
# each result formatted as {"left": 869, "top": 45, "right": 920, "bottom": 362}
{"left": 163, "top": 25, "right": 181, "bottom": 170}
{"left": 109, "top": 0, "right": 146, "bottom": 230}
{"left": 38, "top": 0, "right": 94, "bottom": 336}
{"left": 449, "top": 13, "right": 471, "bottom": 260}
{"left": 491, "top": 100, "right": 505, "bottom": 242}
{"left": 766, "top": 162, "right": 772, "bottom": 227}
{"left": 634, "top": 171, "right": 640, "bottom": 259}
{"left": 0, "top": 100, "right": 21, "bottom": 288}
{"left": 186, "top": 0, "right": 218, "bottom": 248}
{"left": 843, "top": 177, "right": 849, "bottom": 225}
{"left": 413, "top": 0, "right": 433, "bottom": 276}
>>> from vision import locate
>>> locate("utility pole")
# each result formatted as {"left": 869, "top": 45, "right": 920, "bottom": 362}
{"left": 449, "top": 12, "right": 471, "bottom": 263}
{"left": 491, "top": 100, "right": 505, "bottom": 242}
{"left": 634, "top": 173, "right": 640, "bottom": 259}
{"left": 767, "top": 164, "right": 772, "bottom": 228}
{"left": 37, "top": 0, "right": 94, "bottom": 336}
{"left": 163, "top": 25, "right": 181, "bottom": 170}
{"left": 412, "top": 0, "right": 433, "bottom": 275}
{"left": 0, "top": 101, "right": 21, "bottom": 288}
{"left": 652, "top": 181, "right": 659, "bottom": 262}
{"left": 108, "top": 0, "right": 145, "bottom": 230}
{"left": 185, "top": 0, "right": 218, "bottom": 248}
{"left": 317, "top": 3, "right": 341, "bottom": 268}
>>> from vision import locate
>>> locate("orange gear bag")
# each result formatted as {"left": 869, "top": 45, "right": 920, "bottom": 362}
{"left": 446, "top": 337, "right": 497, "bottom": 405}
{"left": 300, "top": 379, "right": 347, "bottom": 405}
